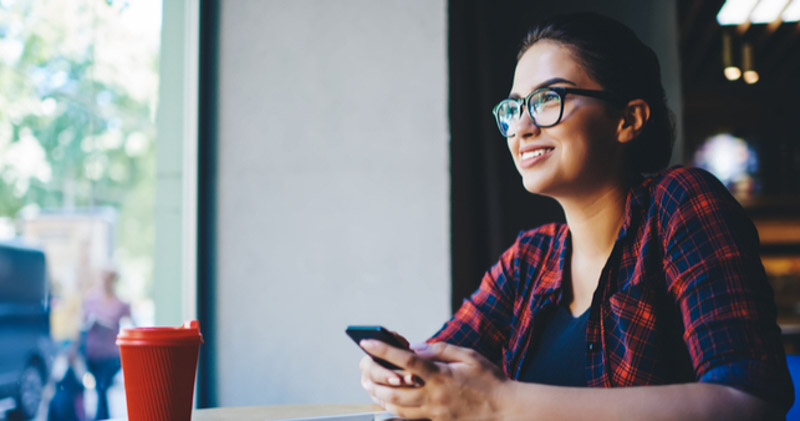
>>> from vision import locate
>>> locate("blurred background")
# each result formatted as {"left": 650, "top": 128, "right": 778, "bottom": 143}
{"left": 0, "top": 0, "right": 798, "bottom": 420}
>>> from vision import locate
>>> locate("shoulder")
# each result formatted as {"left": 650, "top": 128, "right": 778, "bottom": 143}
{"left": 649, "top": 165, "right": 729, "bottom": 199}
{"left": 491, "top": 223, "right": 565, "bottom": 268}
{"left": 111, "top": 297, "right": 131, "bottom": 316}
{"left": 512, "top": 223, "right": 566, "bottom": 263}
{"left": 645, "top": 166, "right": 737, "bottom": 213}
{"left": 640, "top": 167, "right": 758, "bottom": 250}
{"left": 516, "top": 223, "right": 565, "bottom": 248}
{"left": 82, "top": 293, "right": 100, "bottom": 310}
{"left": 488, "top": 223, "right": 565, "bottom": 295}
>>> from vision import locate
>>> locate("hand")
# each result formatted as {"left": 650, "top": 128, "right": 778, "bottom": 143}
{"left": 359, "top": 340, "right": 510, "bottom": 421}
{"left": 358, "top": 330, "right": 414, "bottom": 394}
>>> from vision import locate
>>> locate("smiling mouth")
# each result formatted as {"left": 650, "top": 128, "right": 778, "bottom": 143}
{"left": 520, "top": 148, "right": 554, "bottom": 160}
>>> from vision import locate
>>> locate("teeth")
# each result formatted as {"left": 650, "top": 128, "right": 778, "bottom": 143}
{"left": 521, "top": 148, "right": 553, "bottom": 160}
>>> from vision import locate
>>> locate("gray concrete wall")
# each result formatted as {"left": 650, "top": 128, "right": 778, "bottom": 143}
{"left": 214, "top": 0, "right": 449, "bottom": 405}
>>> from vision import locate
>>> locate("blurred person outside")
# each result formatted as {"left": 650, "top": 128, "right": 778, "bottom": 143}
{"left": 80, "top": 264, "right": 131, "bottom": 421}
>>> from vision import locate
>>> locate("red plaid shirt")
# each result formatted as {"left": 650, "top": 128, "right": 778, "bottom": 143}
{"left": 431, "top": 166, "right": 793, "bottom": 411}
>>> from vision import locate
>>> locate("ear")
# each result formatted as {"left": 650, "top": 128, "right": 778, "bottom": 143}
{"left": 616, "top": 99, "right": 650, "bottom": 144}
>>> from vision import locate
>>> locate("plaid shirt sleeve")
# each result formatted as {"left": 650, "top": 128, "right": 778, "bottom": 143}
{"left": 427, "top": 235, "right": 523, "bottom": 366}
{"left": 660, "top": 168, "right": 793, "bottom": 411}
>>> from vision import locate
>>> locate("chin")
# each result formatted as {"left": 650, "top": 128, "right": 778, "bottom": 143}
{"left": 521, "top": 177, "right": 551, "bottom": 196}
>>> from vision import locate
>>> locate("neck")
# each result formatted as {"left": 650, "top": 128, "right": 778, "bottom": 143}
{"left": 557, "top": 181, "right": 629, "bottom": 261}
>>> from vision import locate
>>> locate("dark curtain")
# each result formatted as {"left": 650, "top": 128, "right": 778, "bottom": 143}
{"left": 448, "top": 1, "right": 567, "bottom": 313}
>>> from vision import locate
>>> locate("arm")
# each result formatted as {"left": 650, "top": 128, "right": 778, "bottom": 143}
{"left": 361, "top": 340, "right": 778, "bottom": 421}
{"left": 428, "top": 233, "right": 526, "bottom": 363}
{"left": 501, "top": 377, "right": 777, "bottom": 421}
{"left": 659, "top": 169, "right": 792, "bottom": 410}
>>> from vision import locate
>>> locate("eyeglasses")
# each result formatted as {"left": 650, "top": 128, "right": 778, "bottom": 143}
{"left": 492, "top": 86, "right": 622, "bottom": 137}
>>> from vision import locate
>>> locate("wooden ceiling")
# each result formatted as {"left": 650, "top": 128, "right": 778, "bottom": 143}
{"left": 679, "top": 0, "right": 800, "bottom": 91}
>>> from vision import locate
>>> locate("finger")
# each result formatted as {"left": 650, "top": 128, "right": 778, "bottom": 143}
{"left": 361, "top": 374, "right": 385, "bottom": 408}
{"left": 360, "top": 354, "right": 403, "bottom": 386}
{"left": 361, "top": 355, "right": 418, "bottom": 388}
{"left": 361, "top": 339, "right": 438, "bottom": 378}
{"left": 361, "top": 374, "right": 374, "bottom": 395}
{"left": 388, "top": 330, "right": 410, "bottom": 349}
{"left": 371, "top": 383, "right": 425, "bottom": 408}
{"left": 382, "top": 402, "right": 427, "bottom": 421}
{"left": 403, "top": 372, "right": 425, "bottom": 387}
{"left": 361, "top": 372, "right": 390, "bottom": 407}
{"left": 411, "top": 341, "right": 483, "bottom": 364}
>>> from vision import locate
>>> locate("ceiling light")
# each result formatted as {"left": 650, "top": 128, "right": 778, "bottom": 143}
{"left": 742, "top": 42, "right": 755, "bottom": 69}
{"left": 717, "top": 0, "right": 761, "bottom": 25}
{"left": 750, "top": 0, "right": 791, "bottom": 23}
{"left": 725, "top": 66, "right": 743, "bottom": 80}
{"left": 743, "top": 70, "right": 760, "bottom": 83}
{"left": 782, "top": 0, "right": 800, "bottom": 21}
{"left": 741, "top": 42, "right": 757, "bottom": 83}
{"left": 722, "top": 31, "right": 741, "bottom": 80}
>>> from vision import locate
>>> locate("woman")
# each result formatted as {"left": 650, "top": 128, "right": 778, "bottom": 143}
{"left": 358, "top": 13, "right": 793, "bottom": 420}
{"left": 82, "top": 264, "right": 132, "bottom": 420}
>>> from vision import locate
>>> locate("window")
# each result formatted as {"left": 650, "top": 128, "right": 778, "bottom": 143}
{"left": 0, "top": 0, "right": 165, "bottom": 418}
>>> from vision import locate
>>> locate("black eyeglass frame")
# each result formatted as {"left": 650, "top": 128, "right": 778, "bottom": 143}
{"left": 492, "top": 86, "right": 625, "bottom": 137}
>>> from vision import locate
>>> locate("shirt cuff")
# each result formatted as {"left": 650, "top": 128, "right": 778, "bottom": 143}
{"left": 699, "top": 359, "right": 794, "bottom": 412}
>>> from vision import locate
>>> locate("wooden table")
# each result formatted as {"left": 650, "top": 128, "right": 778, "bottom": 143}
{"left": 192, "top": 404, "right": 383, "bottom": 420}
{"left": 109, "top": 404, "right": 384, "bottom": 421}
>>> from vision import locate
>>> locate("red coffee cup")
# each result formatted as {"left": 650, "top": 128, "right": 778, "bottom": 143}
{"left": 116, "top": 320, "right": 204, "bottom": 421}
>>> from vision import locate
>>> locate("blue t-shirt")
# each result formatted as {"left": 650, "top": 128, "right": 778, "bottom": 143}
{"left": 520, "top": 305, "right": 589, "bottom": 386}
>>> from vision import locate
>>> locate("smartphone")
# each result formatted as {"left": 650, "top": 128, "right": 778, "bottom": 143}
{"left": 345, "top": 325, "right": 409, "bottom": 370}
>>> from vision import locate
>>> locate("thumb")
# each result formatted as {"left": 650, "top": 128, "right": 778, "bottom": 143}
{"left": 411, "top": 341, "right": 480, "bottom": 363}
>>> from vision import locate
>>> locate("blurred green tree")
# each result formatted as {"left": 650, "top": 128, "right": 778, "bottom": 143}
{"left": 0, "top": 0, "right": 158, "bottom": 298}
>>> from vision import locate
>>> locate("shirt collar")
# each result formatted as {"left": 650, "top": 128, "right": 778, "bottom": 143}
{"left": 534, "top": 225, "right": 570, "bottom": 307}
{"left": 537, "top": 174, "right": 651, "bottom": 306}
{"left": 617, "top": 173, "right": 648, "bottom": 241}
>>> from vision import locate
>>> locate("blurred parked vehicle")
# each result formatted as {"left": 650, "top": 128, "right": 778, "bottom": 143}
{"left": 0, "top": 242, "right": 53, "bottom": 420}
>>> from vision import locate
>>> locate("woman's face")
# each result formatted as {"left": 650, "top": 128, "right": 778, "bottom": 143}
{"left": 507, "top": 40, "right": 625, "bottom": 199}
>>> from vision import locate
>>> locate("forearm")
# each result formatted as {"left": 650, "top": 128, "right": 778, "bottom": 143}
{"left": 498, "top": 381, "right": 778, "bottom": 421}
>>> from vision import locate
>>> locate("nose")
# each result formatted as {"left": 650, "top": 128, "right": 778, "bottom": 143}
{"left": 513, "top": 105, "right": 540, "bottom": 139}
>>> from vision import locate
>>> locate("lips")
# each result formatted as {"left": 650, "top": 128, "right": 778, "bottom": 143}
{"left": 520, "top": 148, "right": 554, "bottom": 161}
{"left": 518, "top": 144, "right": 555, "bottom": 168}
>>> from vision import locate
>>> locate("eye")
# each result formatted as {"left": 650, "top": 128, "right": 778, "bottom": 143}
{"left": 497, "top": 99, "right": 521, "bottom": 119}
{"left": 531, "top": 90, "right": 561, "bottom": 112}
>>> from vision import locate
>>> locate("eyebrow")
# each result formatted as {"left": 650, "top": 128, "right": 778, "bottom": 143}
{"left": 509, "top": 77, "right": 577, "bottom": 99}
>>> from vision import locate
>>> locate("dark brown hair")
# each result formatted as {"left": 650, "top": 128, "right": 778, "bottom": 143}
{"left": 518, "top": 12, "right": 674, "bottom": 175}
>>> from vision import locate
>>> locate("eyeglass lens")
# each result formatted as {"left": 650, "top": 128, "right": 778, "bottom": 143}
{"left": 494, "top": 89, "right": 563, "bottom": 137}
